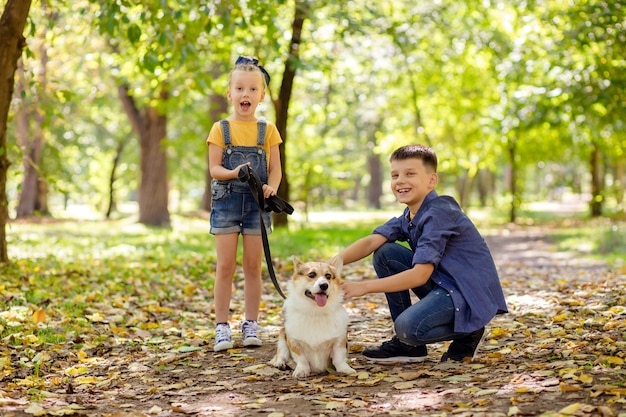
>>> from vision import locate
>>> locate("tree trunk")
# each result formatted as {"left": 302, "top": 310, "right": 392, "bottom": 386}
{"left": 273, "top": 0, "right": 310, "bottom": 228}
{"left": 615, "top": 156, "right": 624, "bottom": 216}
{"left": 118, "top": 85, "right": 170, "bottom": 227}
{"left": 16, "top": 15, "right": 50, "bottom": 218}
{"left": 0, "top": 0, "right": 33, "bottom": 263}
{"left": 139, "top": 105, "right": 170, "bottom": 226}
{"left": 508, "top": 140, "right": 518, "bottom": 223}
{"left": 589, "top": 140, "right": 603, "bottom": 217}
{"left": 15, "top": 58, "right": 39, "bottom": 218}
{"left": 367, "top": 149, "right": 382, "bottom": 209}
{"left": 456, "top": 170, "right": 469, "bottom": 208}
{"left": 457, "top": 169, "right": 477, "bottom": 209}
{"left": 476, "top": 169, "right": 492, "bottom": 208}
{"left": 202, "top": 81, "right": 229, "bottom": 212}
{"left": 105, "top": 138, "right": 127, "bottom": 219}
{"left": 35, "top": 178, "right": 49, "bottom": 214}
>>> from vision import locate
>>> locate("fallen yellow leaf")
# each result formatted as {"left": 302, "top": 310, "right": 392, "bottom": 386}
{"left": 75, "top": 376, "right": 103, "bottom": 384}
{"left": 559, "top": 383, "right": 582, "bottom": 392}
{"left": 559, "top": 402, "right": 581, "bottom": 414}
{"left": 32, "top": 308, "right": 47, "bottom": 323}
{"left": 393, "top": 381, "right": 417, "bottom": 390}
{"left": 22, "top": 334, "right": 39, "bottom": 345}
{"left": 24, "top": 403, "right": 46, "bottom": 416}
{"left": 598, "top": 355, "right": 624, "bottom": 365}
{"left": 149, "top": 305, "right": 173, "bottom": 313}
{"left": 65, "top": 365, "right": 89, "bottom": 375}
{"left": 508, "top": 406, "right": 520, "bottom": 416}
{"left": 597, "top": 405, "right": 615, "bottom": 417}
{"left": 325, "top": 401, "right": 345, "bottom": 410}
{"left": 489, "top": 327, "right": 509, "bottom": 337}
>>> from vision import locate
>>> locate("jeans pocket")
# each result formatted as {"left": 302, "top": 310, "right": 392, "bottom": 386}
{"left": 211, "top": 181, "right": 229, "bottom": 201}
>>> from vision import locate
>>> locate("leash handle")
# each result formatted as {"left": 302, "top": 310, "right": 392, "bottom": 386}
{"left": 239, "top": 166, "right": 287, "bottom": 299}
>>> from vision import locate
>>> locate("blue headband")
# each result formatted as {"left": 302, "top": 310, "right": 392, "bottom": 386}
{"left": 235, "top": 56, "right": 271, "bottom": 86}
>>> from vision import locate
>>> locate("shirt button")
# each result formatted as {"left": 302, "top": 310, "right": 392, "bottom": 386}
{"left": 455, "top": 308, "right": 460, "bottom": 311}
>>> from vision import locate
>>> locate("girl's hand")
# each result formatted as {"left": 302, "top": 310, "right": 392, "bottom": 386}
{"left": 234, "top": 162, "right": 251, "bottom": 179}
{"left": 341, "top": 281, "right": 368, "bottom": 300}
{"left": 262, "top": 184, "right": 275, "bottom": 198}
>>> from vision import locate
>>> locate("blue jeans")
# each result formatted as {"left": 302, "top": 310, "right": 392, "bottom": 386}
{"left": 210, "top": 182, "right": 272, "bottom": 235}
{"left": 373, "top": 242, "right": 464, "bottom": 347}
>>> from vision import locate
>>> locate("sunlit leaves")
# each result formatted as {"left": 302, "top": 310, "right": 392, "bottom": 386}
{"left": 126, "top": 23, "right": 141, "bottom": 45}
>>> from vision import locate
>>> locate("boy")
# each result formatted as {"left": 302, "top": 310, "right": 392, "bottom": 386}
{"left": 336, "top": 144, "right": 507, "bottom": 363}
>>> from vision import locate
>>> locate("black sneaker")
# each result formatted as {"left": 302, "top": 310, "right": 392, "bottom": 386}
{"left": 440, "top": 327, "right": 486, "bottom": 362}
{"left": 363, "top": 336, "right": 428, "bottom": 363}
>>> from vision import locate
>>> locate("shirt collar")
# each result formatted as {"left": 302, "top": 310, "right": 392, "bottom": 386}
{"left": 403, "top": 190, "right": 439, "bottom": 221}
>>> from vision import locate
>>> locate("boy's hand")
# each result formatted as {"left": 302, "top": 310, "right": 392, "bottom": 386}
{"left": 341, "top": 281, "right": 367, "bottom": 299}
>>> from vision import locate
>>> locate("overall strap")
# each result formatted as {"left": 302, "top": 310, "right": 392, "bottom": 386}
{"left": 221, "top": 119, "right": 265, "bottom": 146}
{"left": 257, "top": 120, "right": 266, "bottom": 146}
{"left": 220, "top": 119, "right": 232, "bottom": 145}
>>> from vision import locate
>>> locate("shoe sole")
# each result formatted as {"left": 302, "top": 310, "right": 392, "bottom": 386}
{"left": 472, "top": 327, "right": 488, "bottom": 361}
{"left": 213, "top": 341, "right": 234, "bottom": 352}
{"left": 242, "top": 337, "right": 262, "bottom": 347}
{"left": 364, "top": 356, "right": 428, "bottom": 364}
{"left": 440, "top": 327, "right": 488, "bottom": 362}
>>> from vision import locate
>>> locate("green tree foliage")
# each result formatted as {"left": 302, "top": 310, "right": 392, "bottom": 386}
{"left": 2, "top": 0, "right": 625, "bottom": 259}
{"left": 546, "top": 0, "right": 626, "bottom": 216}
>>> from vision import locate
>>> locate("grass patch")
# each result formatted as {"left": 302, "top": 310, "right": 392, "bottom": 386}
{"left": 3, "top": 212, "right": 624, "bottom": 324}
{"left": 546, "top": 220, "right": 626, "bottom": 265}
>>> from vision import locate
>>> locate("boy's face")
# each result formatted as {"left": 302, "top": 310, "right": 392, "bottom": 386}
{"left": 228, "top": 69, "right": 266, "bottom": 121}
{"left": 390, "top": 158, "right": 438, "bottom": 211}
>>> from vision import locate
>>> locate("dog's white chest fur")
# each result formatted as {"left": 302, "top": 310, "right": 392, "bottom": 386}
{"left": 270, "top": 258, "right": 356, "bottom": 378}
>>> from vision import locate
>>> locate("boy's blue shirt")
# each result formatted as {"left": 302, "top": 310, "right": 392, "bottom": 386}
{"left": 373, "top": 190, "right": 508, "bottom": 333}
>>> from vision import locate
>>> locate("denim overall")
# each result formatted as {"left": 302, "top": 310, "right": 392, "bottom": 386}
{"left": 210, "top": 119, "right": 272, "bottom": 235}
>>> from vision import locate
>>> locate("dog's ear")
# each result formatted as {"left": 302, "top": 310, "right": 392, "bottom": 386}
{"left": 292, "top": 256, "right": 302, "bottom": 270}
{"left": 328, "top": 255, "right": 343, "bottom": 276}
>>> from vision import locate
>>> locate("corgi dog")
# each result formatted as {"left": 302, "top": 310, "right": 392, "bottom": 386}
{"left": 270, "top": 257, "right": 356, "bottom": 379}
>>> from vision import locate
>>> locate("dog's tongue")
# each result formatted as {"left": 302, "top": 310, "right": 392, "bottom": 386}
{"left": 315, "top": 293, "right": 328, "bottom": 307}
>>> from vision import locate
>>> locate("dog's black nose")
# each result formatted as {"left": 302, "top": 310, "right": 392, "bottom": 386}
{"left": 319, "top": 282, "right": 328, "bottom": 291}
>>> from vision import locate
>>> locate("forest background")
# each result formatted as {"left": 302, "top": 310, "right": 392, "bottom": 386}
{"left": 0, "top": 0, "right": 624, "bottom": 257}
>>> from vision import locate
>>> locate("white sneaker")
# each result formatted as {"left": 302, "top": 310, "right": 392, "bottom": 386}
{"left": 214, "top": 323, "right": 234, "bottom": 352}
{"left": 241, "top": 320, "right": 262, "bottom": 347}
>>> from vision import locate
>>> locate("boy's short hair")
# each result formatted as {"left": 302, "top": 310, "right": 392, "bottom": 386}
{"left": 390, "top": 145, "right": 438, "bottom": 172}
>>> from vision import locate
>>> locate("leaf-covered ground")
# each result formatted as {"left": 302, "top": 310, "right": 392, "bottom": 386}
{"left": 1, "top": 227, "right": 625, "bottom": 417}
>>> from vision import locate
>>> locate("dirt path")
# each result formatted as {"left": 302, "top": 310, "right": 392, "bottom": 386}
{"left": 485, "top": 228, "right": 603, "bottom": 267}
{"left": 1, "top": 228, "right": 624, "bottom": 417}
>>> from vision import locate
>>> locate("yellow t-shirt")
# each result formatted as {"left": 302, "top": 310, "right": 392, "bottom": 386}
{"left": 206, "top": 119, "right": 282, "bottom": 167}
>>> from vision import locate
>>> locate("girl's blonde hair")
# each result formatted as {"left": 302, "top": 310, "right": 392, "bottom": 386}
{"left": 229, "top": 64, "right": 267, "bottom": 90}
{"left": 230, "top": 56, "right": 270, "bottom": 89}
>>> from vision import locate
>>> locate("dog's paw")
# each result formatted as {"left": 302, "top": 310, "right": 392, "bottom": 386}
{"left": 270, "top": 358, "right": 288, "bottom": 370}
{"left": 292, "top": 365, "right": 311, "bottom": 379}
{"left": 335, "top": 364, "right": 356, "bottom": 374}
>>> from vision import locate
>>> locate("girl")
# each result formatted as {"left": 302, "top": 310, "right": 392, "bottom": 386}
{"left": 207, "top": 56, "right": 282, "bottom": 351}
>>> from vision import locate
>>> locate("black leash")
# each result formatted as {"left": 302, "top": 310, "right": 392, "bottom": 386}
{"left": 238, "top": 165, "right": 293, "bottom": 299}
